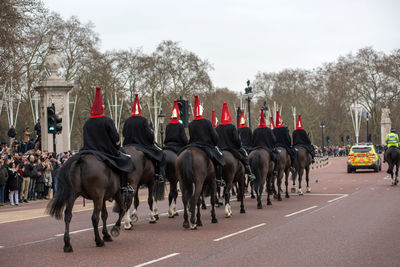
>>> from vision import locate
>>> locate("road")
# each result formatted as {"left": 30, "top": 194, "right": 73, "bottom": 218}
{"left": 0, "top": 157, "right": 399, "bottom": 267}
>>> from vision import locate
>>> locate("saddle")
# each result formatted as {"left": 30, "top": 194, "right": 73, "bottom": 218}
{"left": 178, "top": 143, "right": 225, "bottom": 166}
{"left": 78, "top": 149, "right": 135, "bottom": 173}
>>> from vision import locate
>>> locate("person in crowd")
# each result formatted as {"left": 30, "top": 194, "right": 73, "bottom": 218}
{"left": 8, "top": 125, "right": 16, "bottom": 151}
{"left": 21, "top": 156, "right": 31, "bottom": 202}
{"left": 27, "top": 155, "right": 36, "bottom": 200}
{"left": 23, "top": 128, "right": 32, "bottom": 152}
{"left": 7, "top": 162, "right": 20, "bottom": 206}
{"left": 34, "top": 158, "right": 45, "bottom": 199}
{"left": 50, "top": 154, "right": 60, "bottom": 196}
{"left": 43, "top": 158, "right": 53, "bottom": 199}
{"left": 0, "top": 158, "right": 8, "bottom": 206}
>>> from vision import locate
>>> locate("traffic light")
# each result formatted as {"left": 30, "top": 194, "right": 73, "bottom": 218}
{"left": 47, "top": 104, "right": 62, "bottom": 134}
{"left": 346, "top": 135, "right": 350, "bottom": 142}
{"left": 368, "top": 132, "right": 372, "bottom": 142}
{"left": 326, "top": 136, "right": 330, "bottom": 143}
{"left": 340, "top": 135, "right": 344, "bottom": 142}
{"left": 177, "top": 97, "right": 189, "bottom": 128}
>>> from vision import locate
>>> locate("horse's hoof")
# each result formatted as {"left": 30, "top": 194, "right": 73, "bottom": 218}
{"left": 63, "top": 245, "right": 73, "bottom": 253}
{"left": 298, "top": 189, "right": 303, "bottom": 195}
{"left": 267, "top": 201, "right": 272, "bottom": 206}
{"left": 174, "top": 212, "right": 179, "bottom": 216}
{"left": 168, "top": 210, "right": 174, "bottom": 218}
{"left": 306, "top": 187, "right": 311, "bottom": 193}
{"left": 225, "top": 213, "right": 232, "bottom": 218}
{"left": 273, "top": 194, "right": 278, "bottom": 200}
{"left": 211, "top": 218, "right": 218, "bottom": 223}
{"left": 149, "top": 218, "right": 157, "bottom": 224}
{"left": 251, "top": 195, "right": 256, "bottom": 199}
{"left": 285, "top": 194, "right": 290, "bottom": 199}
{"left": 277, "top": 197, "right": 282, "bottom": 201}
{"left": 154, "top": 214, "right": 159, "bottom": 220}
{"left": 96, "top": 240, "right": 105, "bottom": 247}
{"left": 201, "top": 205, "right": 207, "bottom": 210}
{"left": 111, "top": 226, "right": 121, "bottom": 236}
{"left": 130, "top": 214, "right": 139, "bottom": 223}
{"left": 257, "top": 203, "right": 262, "bottom": 209}
{"left": 291, "top": 188, "right": 296, "bottom": 193}
{"left": 183, "top": 221, "right": 190, "bottom": 229}
{"left": 190, "top": 224, "right": 197, "bottom": 230}
{"left": 123, "top": 224, "right": 132, "bottom": 231}
{"left": 197, "top": 221, "right": 203, "bottom": 227}
{"left": 240, "top": 208, "right": 246, "bottom": 214}
{"left": 103, "top": 235, "right": 113, "bottom": 242}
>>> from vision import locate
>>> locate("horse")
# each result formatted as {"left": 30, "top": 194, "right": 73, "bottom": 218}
{"left": 273, "top": 147, "right": 291, "bottom": 200}
{"left": 291, "top": 146, "right": 312, "bottom": 195}
{"left": 46, "top": 154, "right": 128, "bottom": 252}
{"left": 176, "top": 147, "right": 218, "bottom": 230}
{"left": 249, "top": 148, "right": 274, "bottom": 209}
{"left": 221, "top": 150, "right": 246, "bottom": 217}
{"left": 384, "top": 147, "right": 400, "bottom": 185}
{"left": 164, "top": 149, "right": 180, "bottom": 217}
{"left": 122, "top": 146, "right": 165, "bottom": 229}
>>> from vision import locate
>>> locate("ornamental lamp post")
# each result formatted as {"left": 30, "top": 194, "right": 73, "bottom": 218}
{"left": 243, "top": 80, "right": 253, "bottom": 130}
{"left": 366, "top": 112, "right": 370, "bottom": 142}
{"left": 320, "top": 121, "right": 325, "bottom": 155}
{"left": 158, "top": 109, "right": 166, "bottom": 147}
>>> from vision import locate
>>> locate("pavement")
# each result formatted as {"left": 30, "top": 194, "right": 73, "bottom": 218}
{"left": 0, "top": 157, "right": 399, "bottom": 267}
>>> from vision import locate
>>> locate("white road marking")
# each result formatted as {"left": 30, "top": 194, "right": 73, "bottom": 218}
{"left": 327, "top": 194, "right": 348, "bottom": 203}
{"left": 285, "top": 206, "right": 318, "bottom": 217}
{"left": 134, "top": 253, "right": 180, "bottom": 267}
{"left": 290, "top": 193, "right": 345, "bottom": 196}
{"left": 213, "top": 223, "right": 266, "bottom": 242}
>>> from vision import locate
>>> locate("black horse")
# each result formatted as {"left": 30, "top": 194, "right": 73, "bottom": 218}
{"left": 384, "top": 147, "right": 400, "bottom": 185}
{"left": 274, "top": 146, "right": 291, "bottom": 200}
{"left": 47, "top": 154, "right": 128, "bottom": 252}
{"left": 292, "top": 146, "right": 312, "bottom": 195}
{"left": 122, "top": 146, "right": 165, "bottom": 229}
{"left": 249, "top": 148, "right": 274, "bottom": 209}
{"left": 221, "top": 150, "right": 246, "bottom": 217}
{"left": 164, "top": 149, "right": 180, "bottom": 218}
{"left": 176, "top": 147, "right": 218, "bottom": 229}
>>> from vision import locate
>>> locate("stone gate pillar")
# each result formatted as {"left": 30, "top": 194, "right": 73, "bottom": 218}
{"left": 35, "top": 46, "right": 73, "bottom": 153}
{"left": 380, "top": 108, "right": 391, "bottom": 145}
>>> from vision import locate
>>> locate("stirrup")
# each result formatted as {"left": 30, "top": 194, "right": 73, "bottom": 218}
{"left": 248, "top": 173, "right": 256, "bottom": 182}
{"left": 155, "top": 174, "right": 165, "bottom": 183}
{"left": 216, "top": 179, "right": 226, "bottom": 187}
{"left": 121, "top": 185, "right": 135, "bottom": 194}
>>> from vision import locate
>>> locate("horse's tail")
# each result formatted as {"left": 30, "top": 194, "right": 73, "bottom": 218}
{"left": 251, "top": 151, "right": 262, "bottom": 190}
{"left": 182, "top": 149, "right": 193, "bottom": 196}
{"left": 46, "top": 155, "right": 79, "bottom": 220}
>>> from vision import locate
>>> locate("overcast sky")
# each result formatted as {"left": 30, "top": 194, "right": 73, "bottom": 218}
{"left": 43, "top": 0, "right": 400, "bottom": 92}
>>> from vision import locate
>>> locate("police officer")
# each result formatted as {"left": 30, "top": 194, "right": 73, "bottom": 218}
{"left": 163, "top": 100, "right": 188, "bottom": 153}
{"left": 216, "top": 102, "right": 255, "bottom": 181}
{"left": 188, "top": 95, "right": 225, "bottom": 186}
{"left": 81, "top": 87, "right": 135, "bottom": 193}
{"left": 273, "top": 111, "right": 296, "bottom": 172}
{"left": 123, "top": 94, "right": 165, "bottom": 182}
{"left": 386, "top": 128, "right": 399, "bottom": 148}
{"left": 292, "top": 115, "right": 315, "bottom": 163}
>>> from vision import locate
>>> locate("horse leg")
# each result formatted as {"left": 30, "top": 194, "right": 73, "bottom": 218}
{"left": 101, "top": 200, "right": 112, "bottom": 242}
{"left": 92, "top": 198, "right": 104, "bottom": 247}
{"left": 250, "top": 181, "right": 256, "bottom": 199}
{"left": 128, "top": 192, "right": 140, "bottom": 227}
{"left": 291, "top": 170, "right": 297, "bottom": 193}
{"left": 168, "top": 182, "right": 179, "bottom": 218}
{"left": 63, "top": 197, "right": 75, "bottom": 253}
{"left": 112, "top": 194, "right": 125, "bottom": 235}
{"left": 266, "top": 176, "right": 272, "bottom": 206}
{"left": 276, "top": 172, "right": 283, "bottom": 201}
{"left": 189, "top": 187, "right": 198, "bottom": 229}
{"left": 285, "top": 171, "right": 290, "bottom": 198}
{"left": 148, "top": 185, "right": 156, "bottom": 223}
{"left": 305, "top": 166, "right": 311, "bottom": 193}
{"left": 201, "top": 193, "right": 207, "bottom": 209}
{"left": 210, "top": 180, "right": 218, "bottom": 224}
{"left": 239, "top": 175, "right": 246, "bottom": 214}
{"left": 256, "top": 183, "right": 263, "bottom": 209}
{"left": 182, "top": 183, "right": 190, "bottom": 229}
{"left": 298, "top": 168, "right": 304, "bottom": 195}
{"left": 224, "top": 181, "right": 232, "bottom": 218}
{"left": 272, "top": 174, "right": 278, "bottom": 199}
{"left": 196, "top": 199, "right": 203, "bottom": 227}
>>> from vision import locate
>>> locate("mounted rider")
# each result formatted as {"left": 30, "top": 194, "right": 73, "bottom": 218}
{"left": 216, "top": 102, "right": 256, "bottom": 182}
{"left": 251, "top": 108, "right": 280, "bottom": 174}
{"left": 273, "top": 111, "right": 297, "bottom": 173}
{"left": 81, "top": 86, "right": 135, "bottom": 193}
{"left": 238, "top": 110, "right": 252, "bottom": 152}
{"left": 122, "top": 94, "right": 165, "bottom": 182}
{"left": 187, "top": 95, "right": 225, "bottom": 186}
{"left": 385, "top": 128, "right": 399, "bottom": 148}
{"left": 292, "top": 115, "right": 315, "bottom": 163}
{"left": 163, "top": 100, "right": 188, "bottom": 154}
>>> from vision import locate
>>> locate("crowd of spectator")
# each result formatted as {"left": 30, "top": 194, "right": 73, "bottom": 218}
{"left": 314, "top": 145, "right": 350, "bottom": 157}
{"left": 0, "top": 143, "right": 72, "bottom": 207}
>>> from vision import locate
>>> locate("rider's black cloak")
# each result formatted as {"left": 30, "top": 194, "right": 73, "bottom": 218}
{"left": 164, "top": 123, "right": 188, "bottom": 153}
{"left": 238, "top": 127, "right": 252, "bottom": 150}
{"left": 293, "top": 129, "right": 314, "bottom": 154}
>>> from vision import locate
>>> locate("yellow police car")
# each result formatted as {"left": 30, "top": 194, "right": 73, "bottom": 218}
{"left": 347, "top": 143, "right": 381, "bottom": 173}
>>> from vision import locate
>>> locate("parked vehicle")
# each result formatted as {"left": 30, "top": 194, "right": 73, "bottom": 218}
{"left": 347, "top": 143, "right": 381, "bottom": 173}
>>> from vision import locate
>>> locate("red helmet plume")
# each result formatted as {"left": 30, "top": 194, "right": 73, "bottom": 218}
{"left": 170, "top": 100, "right": 181, "bottom": 124}
{"left": 258, "top": 109, "right": 266, "bottom": 128}
{"left": 90, "top": 86, "right": 105, "bottom": 118}
{"left": 238, "top": 110, "right": 247, "bottom": 128}
{"left": 296, "top": 114, "right": 303, "bottom": 130}
{"left": 220, "top": 102, "right": 232, "bottom": 125}
{"left": 131, "top": 94, "right": 141, "bottom": 117}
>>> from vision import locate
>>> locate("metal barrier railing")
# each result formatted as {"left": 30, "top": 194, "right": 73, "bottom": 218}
{"left": 312, "top": 156, "right": 329, "bottom": 169}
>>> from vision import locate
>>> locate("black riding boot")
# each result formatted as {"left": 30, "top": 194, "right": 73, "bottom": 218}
{"left": 120, "top": 172, "right": 134, "bottom": 194}
{"left": 311, "top": 151, "right": 316, "bottom": 164}
{"left": 215, "top": 164, "right": 226, "bottom": 187}
{"left": 245, "top": 164, "right": 256, "bottom": 182}
{"left": 154, "top": 161, "right": 165, "bottom": 182}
